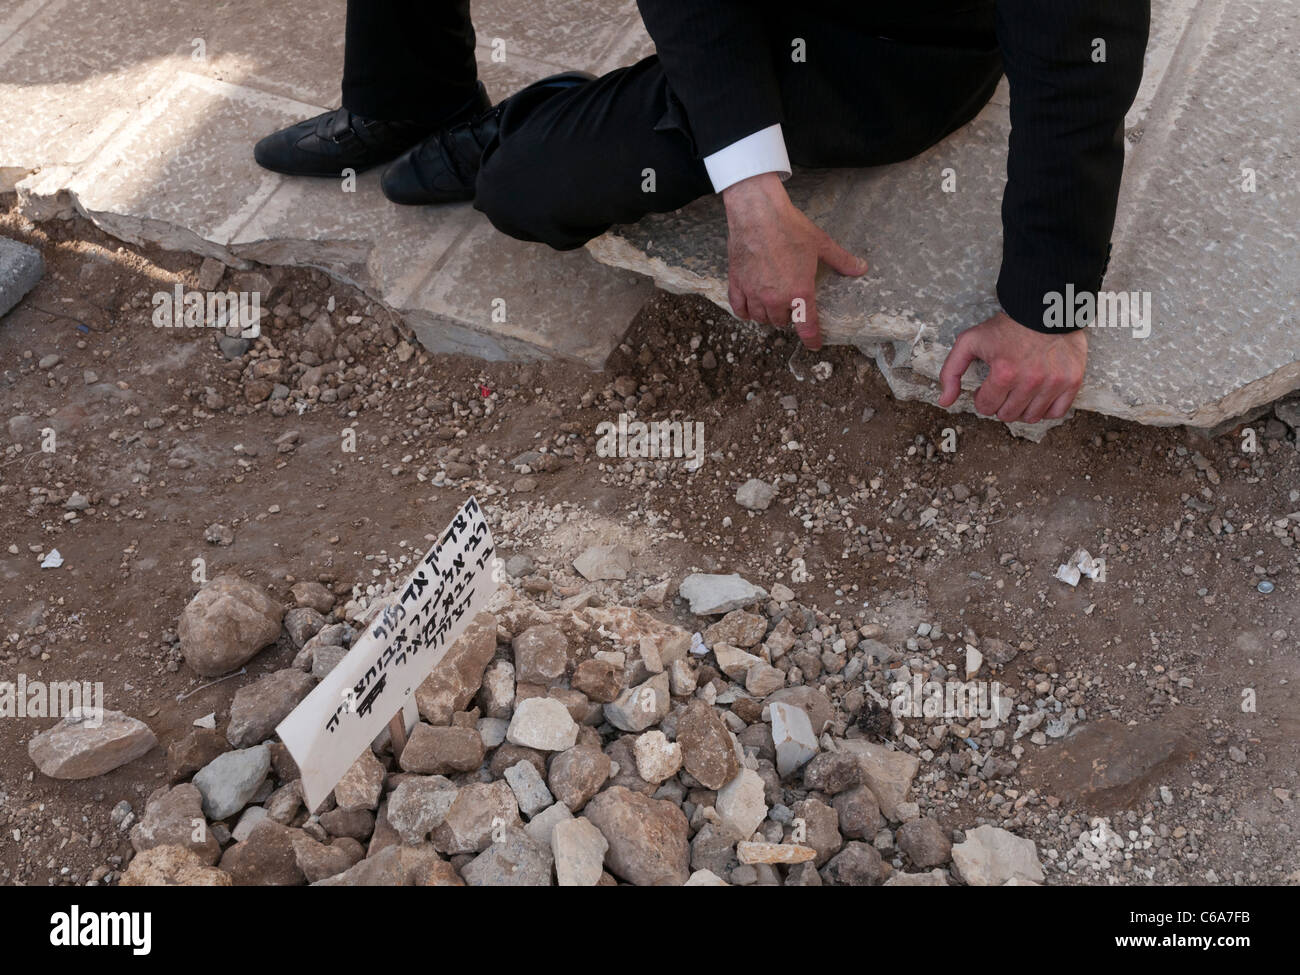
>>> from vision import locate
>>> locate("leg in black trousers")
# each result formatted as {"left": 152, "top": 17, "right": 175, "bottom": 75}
{"left": 475, "top": 57, "right": 712, "bottom": 250}
{"left": 341, "top": 0, "right": 480, "bottom": 123}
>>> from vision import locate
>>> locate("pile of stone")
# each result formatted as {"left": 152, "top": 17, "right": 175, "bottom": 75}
{"left": 37, "top": 566, "right": 1048, "bottom": 886}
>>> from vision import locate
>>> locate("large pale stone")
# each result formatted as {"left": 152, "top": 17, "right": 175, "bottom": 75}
{"left": 951, "top": 825, "right": 1045, "bottom": 886}
{"left": 193, "top": 745, "right": 271, "bottom": 821}
{"left": 603, "top": 672, "right": 670, "bottom": 733}
{"left": 28, "top": 709, "right": 156, "bottom": 779}
{"left": 716, "top": 768, "right": 767, "bottom": 840}
{"left": 552, "top": 816, "right": 608, "bottom": 886}
{"left": 120, "top": 846, "right": 231, "bottom": 887}
{"left": 769, "top": 702, "right": 818, "bottom": 779}
{"left": 678, "top": 573, "right": 768, "bottom": 616}
{"left": 507, "top": 697, "right": 579, "bottom": 751}
{"left": 837, "top": 740, "right": 919, "bottom": 821}
{"left": 178, "top": 575, "right": 284, "bottom": 677}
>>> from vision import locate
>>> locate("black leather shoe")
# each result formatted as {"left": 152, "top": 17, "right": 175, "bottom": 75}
{"left": 253, "top": 83, "right": 491, "bottom": 178}
{"left": 381, "top": 72, "right": 594, "bottom": 206}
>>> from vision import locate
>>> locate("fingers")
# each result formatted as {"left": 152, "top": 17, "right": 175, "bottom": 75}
{"left": 794, "top": 295, "right": 821, "bottom": 350}
{"left": 728, "top": 281, "right": 750, "bottom": 323}
{"left": 938, "top": 332, "right": 978, "bottom": 408}
{"left": 818, "top": 233, "right": 869, "bottom": 277}
{"left": 1021, "top": 386, "right": 1061, "bottom": 425}
{"left": 995, "top": 372, "right": 1044, "bottom": 423}
{"left": 973, "top": 363, "right": 1015, "bottom": 417}
{"left": 1046, "top": 385, "right": 1080, "bottom": 420}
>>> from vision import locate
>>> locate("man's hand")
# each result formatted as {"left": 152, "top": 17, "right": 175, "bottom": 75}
{"left": 939, "top": 312, "right": 1088, "bottom": 424}
{"left": 722, "top": 172, "right": 868, "bottom": 350}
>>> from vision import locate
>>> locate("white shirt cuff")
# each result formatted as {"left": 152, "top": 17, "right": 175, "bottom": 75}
{"left": 702, "top": 123, "right": 792, "bottom": 193}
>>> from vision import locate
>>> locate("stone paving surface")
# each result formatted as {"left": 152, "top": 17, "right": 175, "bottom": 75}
{"left": 588, "top": 0, "right": 1300, "bottom": 430}
{"left": 0, "top": 0, "right": 655, "bottom": 365}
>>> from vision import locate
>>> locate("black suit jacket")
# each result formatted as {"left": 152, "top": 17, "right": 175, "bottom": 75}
{"left": 636, "top": 0, "right": 1151, "bottom": 334}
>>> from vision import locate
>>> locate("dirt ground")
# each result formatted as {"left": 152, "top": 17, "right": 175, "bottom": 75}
{"left": 2, "top": 199, "right": 1297, "bottom": 886}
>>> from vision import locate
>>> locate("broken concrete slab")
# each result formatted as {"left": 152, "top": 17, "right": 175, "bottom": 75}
{"left": 0, "top": 236, "right": 43, "bottom": 317}
{"left": 587, "top": 0, "right": 1300, "bottom": 434}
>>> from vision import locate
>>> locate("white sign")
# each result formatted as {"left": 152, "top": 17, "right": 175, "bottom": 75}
{"left": 278, "top": 497, "right": 499, "bottom": 811}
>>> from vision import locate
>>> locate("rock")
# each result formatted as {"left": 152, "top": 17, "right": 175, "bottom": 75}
{"left": 232, "top": 806, "right": 269, "bottom": 842}
{"left": 130, "top": 784, "right": 221, "bottom": 864}
{"left": 712, "top": 642, "right": 761, "bottom": 680}
{"left": 548, "top": 745, "right": 612, "bottom": 811}
{"left": 291, "top": 833, "right": 363, "bottom": 883}
{"left": 283, "top": 607, "right": 325, "bottom": 649}
{"left": 832, "top": 786, "right": 883, "bottom": 839}
{"left": 836, "top": 740, "right": 919, "bottom": 821}
{"left": 290, "top": 581, "right": 335, "bottom": 614}
{"left": 717, "top": 768, "right": 767, "bottom": 840}
{"left": 735, "top": 478, "right": 778, "bottom": 510}
{"left": 802, "top": 752, "right": 863, "bottom": 795}
{"left": 0, "top": 236, "right": 45, "bottom": 318}
{"left": 897, "top": 816, "right": 952, "bottom": 868}
{"left": 512, "top": 623, "right": 569, "bottom": 683}
{"left": 462, "top": 827, "right": 554, "bottom": 885}
{"left": 167, "top": 727, "right": 229, "bottom": 783}
{"left": 319, "top": 806, "right": 373, "bottom": 840}
{"left": 226, "top": 668, "right": 315, "bottom": 748}
{"left": 633, "top": 730, "right": 683, "bottom": 784}
{"left": 28, "top": 709, "right": 156, "bottom": 779}
{"left": 178, "top": 575, "right": 284, "bottom": 676}
{"left": 193, "top": 744, "right": 271, "bottom": 821}
{"left": 507, "top": 697, "right": 579, "bottom": 751}
{"left": 414, "top": 612, "right": 498, "bottom": 724}
{"left": 431, "top": 781, "right": 521, "bottom": 854}
{"left": 504, "top": 760, "right": 554, "bottom": 817}
{"left": 737, "top": 841, "right": 816, "bottom": 864}
{"left": 552, "top": 816, "right": 608, "bottom": 886}
{"left": 399, "top": 724, "right": 485, "bottom": 774}
{"left": 478, "top": 660, "right": 515, "bottom": 718}
{"left": 579, "top": 606, "right": 693, "bottom": 664}
{"left": 677, "top": 700, "right": 739, "bottom": 789}
{"left": 585, "top": 786, "right": 690, "bottom": 886}
{"left": 120, "top": 845, "right": 232, "bottom": 887}
{"left": 603, "top": 672, "right": 670, "bottom": 733}
{"left": 684, "top": 869, "right": 729, "bottom": 886}
{"left": 823, "top": 842, "right": 885, "bottom": 886}
{"left": 333, "top": 748, "right": 385, "bottom": 811}
{"left": 219, "top": 820, "right": 306, "bottom": 885}
{"left": 571, "top": 658, "right": 623, "bottom": 702}
{"left": 770, "top": 702, "right": 818, "bottom": 778}
{"left": 745, "top": 660, "right": 785, "bottom": 696}
{"left": 572, "top": 544, "right": 633, "bottom": 581}
{"left": 313, "top": 844, "right": 463, "bottom": 886}
{"left": 679, "top": 573, "right": 769, "bottom": 616}
{"left": 704, "top": 610, "right": 767, "bottom": 648}
{"left": 886, "top": 869, "right": 951, "bottom": 886}
{"left": 951, "top": 825, "right": 1045, "bottom": 886}
{"left": 386, "top": 776, "right": 458, "bottom": 844}
{"left": 524, "top": 801, "right": 574, "bottom": 848}
{"left": 766, "top": 686, "right": 834, "bottom": 734}
{"left": 791, "top": 797, "right": 842, "bottom": 866}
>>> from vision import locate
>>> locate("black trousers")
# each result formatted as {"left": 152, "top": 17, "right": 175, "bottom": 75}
{"left": 341, "top": 0, "right": 479, "bottom": 124}
{"left": 338, "top": 1, "right": 1003, "bottom": 252}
